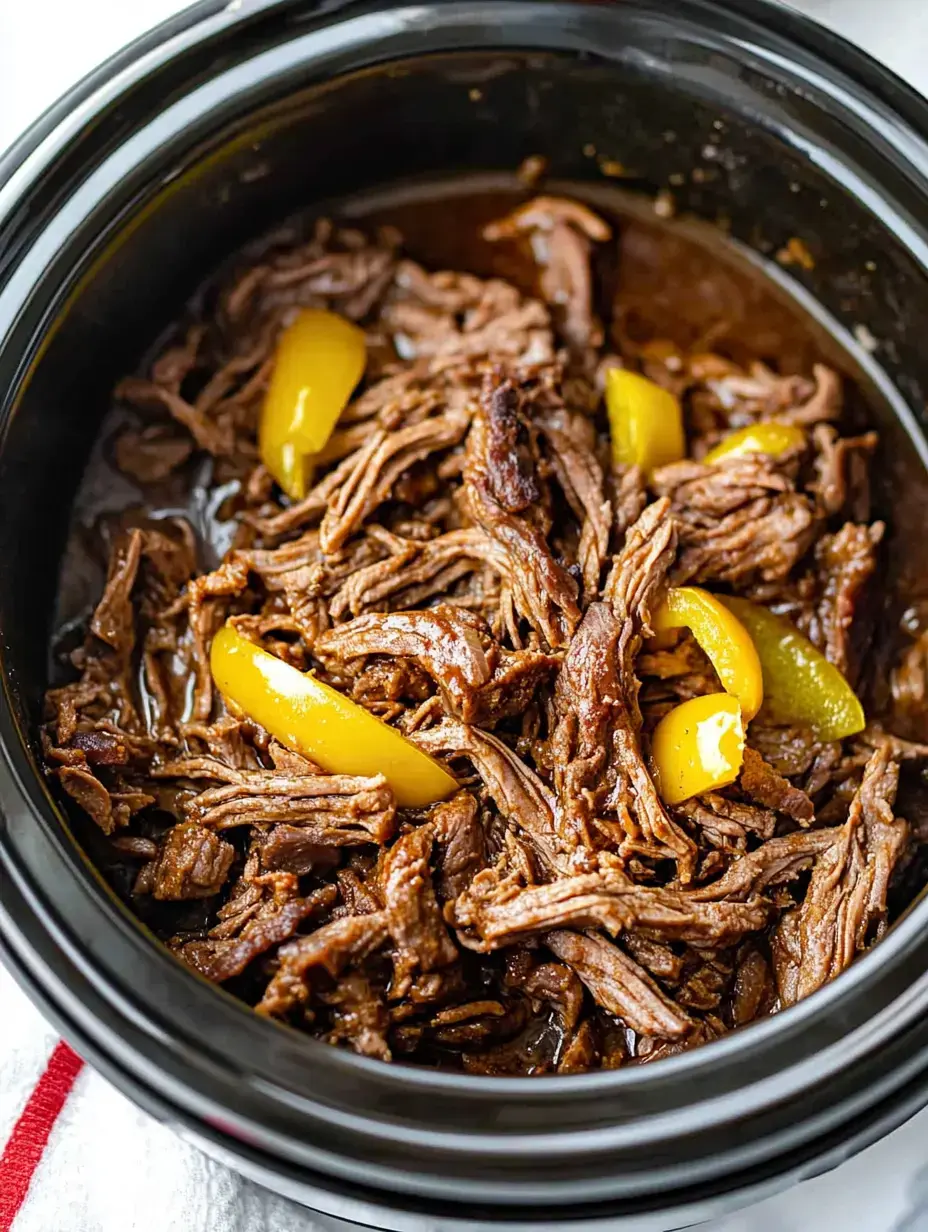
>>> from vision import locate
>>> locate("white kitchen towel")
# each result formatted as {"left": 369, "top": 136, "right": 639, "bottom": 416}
{"left": 0, "top": 961, "right": 329, "bottom": 1232}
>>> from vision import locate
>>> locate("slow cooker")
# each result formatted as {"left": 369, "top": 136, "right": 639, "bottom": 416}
{"left": 4, "top": 1, "right": 928, "bottom": 1227}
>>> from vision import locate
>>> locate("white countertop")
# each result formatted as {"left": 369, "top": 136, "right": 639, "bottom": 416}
{"left": 2, "top": 2, "right": 928, "bottom": 1230}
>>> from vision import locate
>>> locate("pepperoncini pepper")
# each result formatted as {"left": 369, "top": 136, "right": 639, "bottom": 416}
{"left": 259, "top": 308, "right": 367, "bottom": 501}
{"left": 210, "top": 624, "right": 458, "bottom": 808}
{"left": 703, "top": 421, "right": 805, "bottom": 465}
{"left": 605, "top": 368, "right": 686, "bottom": 475}
{"left": 719, "top": 596, "right": 865, "bottom": 741}
{"left": 653, "top": 586, "right": 763, "bottom": 720}
{"left": 651, "top": 693, "right": 746, "bottom": 806}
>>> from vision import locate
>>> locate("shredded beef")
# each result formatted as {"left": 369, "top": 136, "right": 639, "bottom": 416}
{"left": 150, "top": 822, "right": 235, "bottom": 900}
{"left": 176, "top": 884, "right": 336, "bottom": 983}
{"left": 413, "top": 719, "right": 560, "bottom": 873}
{"left": 550, "top": 502, "right": 696, "bottom": 878}
{"left": 811, "top": 425, "right": 877, "bottom": 520}
{"left": 651, "top": 452, "right": 817, "bottom": 585}
{"left": 799, "top": 522, "right": 883, "bottom": 683}
{"left": 431, "top": 792, "right": 487, "bottom": 903}
{"left": 154, "top": 759, "right": 397, "bottom": 842}
{"left": 739, "top": 747, "right": 814, "bottom": 824}
{"left": 464, "top": 372, "right": 581, "bottom": 648}
{"left": 676, "top": 793, "right": 777, "bottom": 851}
{"left": 317, "top": 606, "right": 557, "bottom": 724}
{"left": 537, "top": 406, "right": 611, "bottom": 599}
{"left": 546, "top": 930, "right": 691, "bottom": 1038}
{"left": 42, "top": 191, "right": 926, "bottom": 1073}
{"left": 484, "top": 195, "right": 611, "bottom": 356}
{"left": 772, "top": 745, "right": 908, "bottom": 1005}
{"left": 257, "top": 912, "right": 390, "bottom": 1019}
{"left": 449, "top": 869, "right": 770, "bottom": 951}
{"left": 383, "top": 823, "right": 458, "bottom": 995}
{"left": 323, "top": 973, "right": 392, "bottom": 1061}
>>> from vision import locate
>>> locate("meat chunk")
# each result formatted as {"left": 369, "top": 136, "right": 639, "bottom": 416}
{"left": 257, "top": 912, "right": 390, "bottom": 1018}
{"left": 329, "top": 528, "right": 506, "bottom": 620}
{"left": 432, "top": 792, "right": 487, "bottom": 903}
{"left": 323, "top": 973, "right": 392, "bottom": 1061}
{"left": 319, "top": 607, "right": 489, "bottom": 701}
{"left": 91, "top": 530, "right": 145, "bottom": 658}
{"left": 773, "top": 745, "right": 908, "bottom": 1005}
{"left": 730, "top": 944, "right": 776, "bottom": 1027}
{"left": 260, "top": 826, "right": 343, "bottom": 876}
{"left": 90, "top": 525, "right": 196, "bottom": 663}
{"left": 747, "top": 724, "right": 827, "bottom": 779}
{"left": 383, "top": 824, "right": 458, "bottom": 995}
{"left": 537, "top": 407, "right": 612, "bottom": 600}
{"left": 739, "top": 747, "right": 814, "bottom": 824}
{"left": 449, "top": 869, "right": 770, "bottom": 951}
{"left": 779, "top": 363, "right": 843, "bottom": 426}
{"left": 412, "top": 720, "right": 560, "bottom": 873}
{"left": 70, "top": 730, "right": 133, "bottom": 766}
{"left": 480, "top": 377, "right": 541, "bottom": 512}
{"left": 651, "top": 452, "right": 817, "bottom": 585}
{"left": 380, "top": 261, "right": 554, "bottom": 365}
{"left": 546, "top": 930, "right": 692, "bottom": 1039}
{"left": 811, "top": 425, "right": 876, "bottom": 520}
{"left": 320, "top": 403, "right": 470, "bottom": 554}
{"left": 688, "top": 829, "right": 836, "bottom": 902}
{"left": 58, "top": 765, "right": 122, "bottom": 835}
{"left": 115, "top": 377, "right": 235, "bottom": 457}
{"left": 523, "top": 960, "right": 584, "bottom": 1034}
{"left": 676, "top": 793, "right": 777, "bottom": 849}
{"left": 484, "top": 196, "right": 611, "bottom": 354}
{"left": 464, "top": 373, "right": 580, "bottom": 647}
{"left": 155, "top": 760, "right": 396, "bottom": 844}
{"left": 114, "top": 425, "right": 193, "bottom": 483}
{"left": 317, "top": 607, "right": 557, "bottom": 724}
{"left": 151, "top": 822, "right": 235, "bottom": 900}
{"left": 551, "top": 502, "right": 696, "bottom": 878}
{"left": 177, "top": 884, "right": 336, "bottom": 982}
{"left": 799, "top": 522, "right": 883, "bottom": 683}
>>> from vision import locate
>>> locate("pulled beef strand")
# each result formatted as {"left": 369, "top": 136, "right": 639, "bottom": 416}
{"left": 42, "top": 192, "right": 924, "bottom": 1074}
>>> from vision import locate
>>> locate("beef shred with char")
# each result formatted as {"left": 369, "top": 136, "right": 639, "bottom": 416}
{"left": 42, "top": 194, "right": 925, "bottom": 1074}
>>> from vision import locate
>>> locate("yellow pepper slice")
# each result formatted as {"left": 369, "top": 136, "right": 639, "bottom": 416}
{"left": 259, "top": 309, "right": 366, "bottom": 501}
{"left": 703, "top": 422, "right": 805, "bottom": 465}
{"left": 210, "top": 624, "right": 458, "bottom": 808}
{"left": 605, "top": 368, "right": 685, "bottom": 475}
{"left": 720, "top": 597, "right": 865, "bottom": 741}
{"left": 651, "top": 693, "right": 746, "bottom": 806}
{"left": 653, "top": 586, "right": 763, "bottom": 720}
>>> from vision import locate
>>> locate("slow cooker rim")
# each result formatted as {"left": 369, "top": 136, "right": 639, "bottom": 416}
{"left": 4, "top": 0, "right": 928, "bottom": 203}
{"left": 3, "top": 0, "right": 928, "bottom": 1096}
{"left": 3, "top": 0, "right": 928, "bottom": 1214}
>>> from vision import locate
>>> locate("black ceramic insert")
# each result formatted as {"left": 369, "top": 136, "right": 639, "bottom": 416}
{"left": 4, "top": 3, "right": 928, "bottom": 1228}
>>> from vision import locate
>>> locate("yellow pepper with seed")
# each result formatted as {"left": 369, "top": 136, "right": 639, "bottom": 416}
{"left": 651, "top": 693, "right": 746, "bottom": 806}
{"left": 720, "top": 596, "right": 865, "bottom": 741}
{"left": 653, "top": 586, "right": 763, "bottom": 720}
{"left": 703, "top": 421, "right": 805, "bottom": 465}
{"left": 259, "top": 308, "right": 366, "bottom": 500}
{"left": 210, "top": 624, "right": 458, "bottom": 808}
{"left": 606, "top": 368, "right": 685, "bottom": 474}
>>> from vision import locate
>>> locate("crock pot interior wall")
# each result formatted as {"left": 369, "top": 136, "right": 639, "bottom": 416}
{"left": 6, "top": 11, "right": 928, "bottom": 1223}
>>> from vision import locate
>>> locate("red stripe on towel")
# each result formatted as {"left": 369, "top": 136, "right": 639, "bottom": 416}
{"left": 0, "top": 1042, "right": 84, "bottom": 1232}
